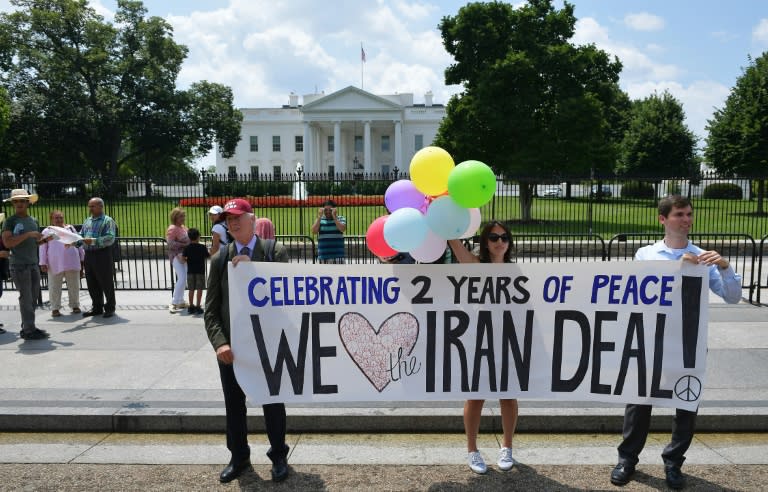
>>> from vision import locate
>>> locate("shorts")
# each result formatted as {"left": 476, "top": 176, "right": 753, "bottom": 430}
{"left": 187, "top": 273, "right": 206, "bottom": 290}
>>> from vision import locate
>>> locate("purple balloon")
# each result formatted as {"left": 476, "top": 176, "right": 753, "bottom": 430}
{"left": 385, "top": 180, "right": 426, "bottom": 212}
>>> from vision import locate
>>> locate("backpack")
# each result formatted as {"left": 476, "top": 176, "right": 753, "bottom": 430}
{"left": 218, "top": 238, "right": 276, "bottom": 271}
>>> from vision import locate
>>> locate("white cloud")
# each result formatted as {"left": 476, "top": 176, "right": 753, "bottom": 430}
{"left": 624, "top": 12, "right": 665, "bottom": 32}
{"left": 752, "top": 18, "right": 768, "bottom": 45}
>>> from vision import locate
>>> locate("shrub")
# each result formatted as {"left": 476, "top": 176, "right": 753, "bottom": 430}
{"left": 204, "top": 180, "right": 291, "bottom": 197}
{"left": 620, "top": 181, "right": 655, "bottom": 199}
{"left": 703, "top": 182, "right": 743, "bottom": 199}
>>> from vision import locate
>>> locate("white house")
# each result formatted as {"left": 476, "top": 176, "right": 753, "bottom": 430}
{"left": 216, "top": 86, "right": 445, "bottom": 178}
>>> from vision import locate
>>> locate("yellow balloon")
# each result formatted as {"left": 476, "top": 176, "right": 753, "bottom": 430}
{"left": 409, "top": 146, "right": 455, "bottom": 196}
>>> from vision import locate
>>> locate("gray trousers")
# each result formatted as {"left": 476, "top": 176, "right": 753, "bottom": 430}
{"left": 10, "top": 263, "right": 40, "bottom": 334}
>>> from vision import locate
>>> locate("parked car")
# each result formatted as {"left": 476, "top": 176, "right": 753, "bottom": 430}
{"left": 590, "top": 185, "right": 613, "bottom": 198}
{"left": 541, "top": 186, "right": 562, "bottom": 198}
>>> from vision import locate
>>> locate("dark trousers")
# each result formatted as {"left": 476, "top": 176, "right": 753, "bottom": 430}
{"left": 84, "top": 248, "right": 115, "bottom": 313}
{"left": 618, "top": 404, "right": 698, "bottom": 468}
{"left": 218, "top": 361, "right": 288, "bottom": 463}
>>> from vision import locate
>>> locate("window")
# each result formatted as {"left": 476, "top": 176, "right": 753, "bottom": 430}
{"left": 227, "top": 166, "right": 237, "bottom": 181}
{"left": 328, "top": 165, "right": 335, "bottom": 178}
{"left": 415, "top": 134, "right": 424, "bottom": 151}
{"left": 354, "top": 135, "right": 363, "bottom": 153}
{"left": 295, "top": 135, "right": 303, "bottom": 152}
{"left": 249, "top": 136, "right": 258, "bottom": 152}
{"left": 381, "top": 164, "right": 390, "bottom": 176}
{"left": 272, "top": 135, "right": 281, "bottom": 152}
{"left": 250, "top": 166, "right": 259, "bottom": 179}
{"left": 328, "top": 135, "right": 334, "bottom": 152}
{"left": 381, "top": 135, "right": 390, "bottom": 152}
{"left": 273, "top": 166, "right": 281, "bottom": 179}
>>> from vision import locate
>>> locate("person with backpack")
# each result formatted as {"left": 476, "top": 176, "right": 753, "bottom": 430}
{"left": 203, "top": 198, "right": 290, "bottom": 484}
{"left": 208, "top": 205, "right": 231, "bottom": 256}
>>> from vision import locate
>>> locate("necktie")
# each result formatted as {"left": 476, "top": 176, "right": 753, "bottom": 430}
{"left": 240, "top": 246, "right": 250, "bottom": 258}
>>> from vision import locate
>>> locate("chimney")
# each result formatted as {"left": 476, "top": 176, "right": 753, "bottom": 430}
{"left": 424, "top": 91, "right": 433, "bottom": 107}
{"left": 289, "top": 92, "right": 299, "bottom": 107}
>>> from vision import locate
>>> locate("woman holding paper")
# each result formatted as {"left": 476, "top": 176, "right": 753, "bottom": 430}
{"left": 166, "top": 207, "right": 190, "bottom": 313}
{"left": 448, "top": 220, "right": 517, "bottom": 475}
{"left": 39, "top": 210, "right": 84, "bottom": 317}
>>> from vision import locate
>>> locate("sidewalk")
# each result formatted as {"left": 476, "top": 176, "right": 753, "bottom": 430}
{"left": 0, "top": 290, "right": 766, "bottom": 433}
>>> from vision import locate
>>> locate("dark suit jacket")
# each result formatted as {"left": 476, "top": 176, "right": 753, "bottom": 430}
{"left": 204, "top": 237, "right": 289, "bottom": 351}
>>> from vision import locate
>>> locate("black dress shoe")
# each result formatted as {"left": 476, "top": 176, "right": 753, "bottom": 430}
{"left": 219, "top": 459, "right": 251, "bottom": 483}
{"left": 271, "top": 457, "right": 289, "bottom": 482}
{"left": 610, "top": 462, "right": 635, "bottom": 486}
{"left": 82, "top": 309, "right": 104, "bottom": 317}
{"left": 102, "top": 311, "right": 115, "bottom": 318}
{"left": 665, "top": 466, "right": 686, "bottom": 489}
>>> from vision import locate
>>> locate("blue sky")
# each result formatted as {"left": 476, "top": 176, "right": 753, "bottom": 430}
{"left": 3, "top": 0, "right": 768, "bottom": 168}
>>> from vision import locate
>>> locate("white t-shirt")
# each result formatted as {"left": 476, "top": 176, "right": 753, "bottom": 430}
{"left": 211, "top": 222, "right": 229, "bottom": 245}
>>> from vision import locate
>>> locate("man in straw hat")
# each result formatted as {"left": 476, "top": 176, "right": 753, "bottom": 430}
{"left": 1, "top": 189, "right": 54, "bottom": 340}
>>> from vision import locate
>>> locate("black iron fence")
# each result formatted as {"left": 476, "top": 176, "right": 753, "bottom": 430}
{"left": 0, "top": 172, "right": 766, "bottom": 303}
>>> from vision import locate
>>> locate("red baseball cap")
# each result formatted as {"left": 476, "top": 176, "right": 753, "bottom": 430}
{"left": 222, "top": 198, "right": 252, "bottom": 216}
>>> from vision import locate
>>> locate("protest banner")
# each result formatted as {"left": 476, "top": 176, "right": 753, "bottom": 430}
{"left": 230, "top": 261, "right": 708, "bottom": 411}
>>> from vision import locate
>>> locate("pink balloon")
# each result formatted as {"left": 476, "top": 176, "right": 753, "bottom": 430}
{"left": 385, "top": 180, "right": 426, "bottom": 212}
{"left": 459, "top": 208, "right": 482, "bottom": 239}
{"left": 410, "top": 229, "right": 447, "bottom": 263}
{"left": 366, "top": 215, "right": 398, "bottom": 257}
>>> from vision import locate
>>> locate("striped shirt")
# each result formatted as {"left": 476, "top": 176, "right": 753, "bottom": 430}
{"left": 80, "top": 214, "right": 116, "bottom": 250}
{"left": 317, "top": 215, "right": 346, "bottom": 260}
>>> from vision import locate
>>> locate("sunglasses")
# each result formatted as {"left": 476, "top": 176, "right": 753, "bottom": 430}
{"left": 488, "top": 233, "right": 510, "bottom": 243}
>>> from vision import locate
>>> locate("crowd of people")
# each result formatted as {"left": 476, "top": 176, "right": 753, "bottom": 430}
{"left": 0, "top": 192, "right": 743, "bottom": 489}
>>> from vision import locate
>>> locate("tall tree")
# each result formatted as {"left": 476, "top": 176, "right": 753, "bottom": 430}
{"left": 705, "top": 53, "right": 768, "bottom": 215}
{"left": 0, "top": 0, "right": 241, "bottom": 187}
{"left": 434, "top": 0, "right": 625, "bottom": 220}
{"left": 616, "top": 91, "right": 698, "bottom": 182}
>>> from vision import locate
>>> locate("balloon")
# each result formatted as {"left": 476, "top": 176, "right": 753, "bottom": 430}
{"left": 459, "top": 208, "right": 482, "bottom": 239}
{"left": 409, "top": 146, "right": 455, "bottom": 196}
{"left": 426, "top": 195, "right": 471, "bottom": 240}
{"left": 366, "top": 215, "right": 398, "bottom": 257}
{"left": 410, "top": 229, "right": 447, "bottom": 263}
{"left": 447, "top": 160, "right": 497, "bottom": 208}
{"left": 383, "top": 207, "right": 427, "bottom": 252}
{"left": 385, "top": 180, "right": 426, "bottom": 212}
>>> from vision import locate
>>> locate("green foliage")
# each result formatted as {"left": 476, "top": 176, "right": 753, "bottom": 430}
{"left": 435, "top": 0, "right": 627, "bottom": 221}
{"left": 703, "top": 182, "right": 743, "bottom": 199}
{"left": 306, "top": 181, "right": 355, "bottom": 196}
{"left": 204, "top": 180, "right": 292, "bottom": 197}
{"left": 620, "top": 181, "right": 655, "bottom": 198}
{"left": 355, "top": 180, "right": 389, "bottom": 196}
{"left": 617, "top": 91, "right": 698, "bottom": 178}
{"left": 0, "top": 0, "right": 242, "bottom": 183}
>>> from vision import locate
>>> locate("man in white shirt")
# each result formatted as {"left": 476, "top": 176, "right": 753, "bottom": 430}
{"left": 610, "top": 195, "right": 742, "bottom": 489}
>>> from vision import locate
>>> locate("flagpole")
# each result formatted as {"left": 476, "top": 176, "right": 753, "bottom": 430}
{"left": 361, "top": 42, "right": 365, "bottom": 89}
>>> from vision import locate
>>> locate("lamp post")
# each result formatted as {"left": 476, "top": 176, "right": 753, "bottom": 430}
{"left": 393, "top": 165, "right": 399, "bottom": 180}
{"left": 296, "top": 162, "right": 304, "bottom": 233}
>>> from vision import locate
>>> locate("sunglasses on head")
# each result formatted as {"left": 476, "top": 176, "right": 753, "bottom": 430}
{"left": 488, "top": 233, "right": 509, "bottom": 243}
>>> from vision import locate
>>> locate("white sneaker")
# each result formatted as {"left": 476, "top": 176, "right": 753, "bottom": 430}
{"left": 467, "top": 450, "right": 487, "bottom": 474}
{"left": 169, "top": 304, "right": 179, "bottom": 313}
{"left": 497, "top": 447, "right": 515, "bottom": 471}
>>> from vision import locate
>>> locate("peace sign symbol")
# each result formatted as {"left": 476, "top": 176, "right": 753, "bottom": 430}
{"left": 675, "top": 375, "right": 702, "bottom": 402}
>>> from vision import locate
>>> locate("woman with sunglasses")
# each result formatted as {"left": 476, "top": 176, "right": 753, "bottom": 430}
{"left": 447, "top": 220, "right": 517, "bottom": 474}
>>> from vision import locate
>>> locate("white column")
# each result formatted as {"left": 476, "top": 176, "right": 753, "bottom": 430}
{"left": 364, "top": 120, "right": 372, "bottom": 173}
{"left": 394, "top": 120, "right": 403, "bottom": 174}
{"left": 303, "top": 121, "right": 312, "bottom": 173}
{"left": 334, "top": 121, "right": 341, "bottom": 173}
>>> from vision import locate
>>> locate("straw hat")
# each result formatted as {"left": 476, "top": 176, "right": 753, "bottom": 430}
{"left": 4, "top": 189, "right": 38, "bottom": 204}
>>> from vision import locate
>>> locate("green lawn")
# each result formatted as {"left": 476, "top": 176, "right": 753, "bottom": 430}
{"left": 13, "top": 195, "right": 767, "bottom": 240}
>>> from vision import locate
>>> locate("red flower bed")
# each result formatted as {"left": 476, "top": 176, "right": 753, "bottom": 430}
{"left": 179, "top": 195, "right": 385, "bottom": 208}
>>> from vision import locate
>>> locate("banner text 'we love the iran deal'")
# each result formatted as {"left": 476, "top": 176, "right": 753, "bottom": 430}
{"left": 229, "top": 261, "right": 708, "bottom": 411}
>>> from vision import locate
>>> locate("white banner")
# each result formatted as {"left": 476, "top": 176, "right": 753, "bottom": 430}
{"left": 230, "top": 261, "right": 709, "bottom": 411}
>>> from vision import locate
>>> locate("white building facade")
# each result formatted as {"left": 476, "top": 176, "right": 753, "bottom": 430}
{"left": 216, "top": 86, "right": 445, "bottom": 178}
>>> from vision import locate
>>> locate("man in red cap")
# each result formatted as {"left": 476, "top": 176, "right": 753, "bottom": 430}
{"left": 203, "top": 198, "right": 291, "bottom": 483}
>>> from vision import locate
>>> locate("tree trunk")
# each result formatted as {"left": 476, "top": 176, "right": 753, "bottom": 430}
{"left": 519, "top": 182, "right": 534, "bottom": 221}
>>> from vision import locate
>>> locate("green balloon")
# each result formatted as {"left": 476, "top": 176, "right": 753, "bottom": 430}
{"left": 447, "top": 160, "right": 496, "bottom": 208}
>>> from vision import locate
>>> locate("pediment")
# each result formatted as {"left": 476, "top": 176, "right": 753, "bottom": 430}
{"left": 302, "top": 86, "right": 402, "bottom": 113}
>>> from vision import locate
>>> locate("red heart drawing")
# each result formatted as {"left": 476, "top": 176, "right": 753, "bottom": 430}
{"left": 338, "top": 312, "right": 419, "bottom": 392}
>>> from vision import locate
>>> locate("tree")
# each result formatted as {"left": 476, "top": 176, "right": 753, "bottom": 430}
{"left": 434, "top": 0, "right": 625, "bottom": 220}
{"left": 616, "top": 91, "right": 697, "bottom": 178}
{"left": 705, "top": 53, "right": 768, "bottom": 215}
{"left": 0, "top": 0, "right": 242, "bottom": 188}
